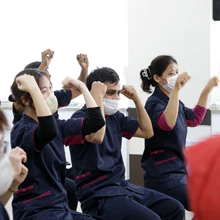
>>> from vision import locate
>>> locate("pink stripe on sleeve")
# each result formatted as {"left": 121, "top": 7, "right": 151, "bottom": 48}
{"left": 186, "top": 105, "right": 206, "bottom": 127}
{"left": 157, "top": 113, "right": 175, "bottom": 131}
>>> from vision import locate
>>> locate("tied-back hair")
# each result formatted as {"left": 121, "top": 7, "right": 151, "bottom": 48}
{"left": 140, "top": 55, "right": 177, "bottom": 93}
{"left": 86, "top": 67, "right": 120, "bottom": 91}
{"left": 10, "top": 69, "right": 50, "bottom": 108}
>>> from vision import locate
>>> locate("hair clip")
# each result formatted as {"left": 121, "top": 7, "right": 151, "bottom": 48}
{"left": 142, "top": 68, "right": 152, "bottom": 80}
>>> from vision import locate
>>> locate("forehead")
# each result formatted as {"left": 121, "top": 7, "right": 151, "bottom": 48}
{"left": 164, "top": 62, "right": 178, "bottom": 71}
{"left": 105, "top": 81, "right": 120, "bottom": 90}
{"left": 39, "top": 75, "right": 51, "bottom": 87}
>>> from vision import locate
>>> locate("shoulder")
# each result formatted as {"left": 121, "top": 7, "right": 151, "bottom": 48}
{"left": 54, "top": 89, "right": 71, "bottom": 97}
{"left": 71, "top": 107, "right": 87, "bottom": 118}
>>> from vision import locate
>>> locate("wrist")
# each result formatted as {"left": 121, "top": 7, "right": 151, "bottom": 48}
{"left": 9, "top": 181, "right": 19, "bottom": 193}
{"left": 133, "top": 96, "right": 141, "bottom": 104}
{"left": 92, "top": 95, "right": 104, "bottom": 102}
{"left": 81, "top": 67, "right": 88, "bottom": 72}
{"left": 203, "top": 87, "right": 212, "bottom": 94}
{"left": 38, "top": 63, "right": 47, "bottom": 72}
{"left": 79, "top": 84, "right": 88, "bottom": 93}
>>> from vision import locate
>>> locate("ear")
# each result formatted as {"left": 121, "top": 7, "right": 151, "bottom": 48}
{"left": 21, "top": 96, "right": 31, "bottom": 106}
{"left": 153, "top": 74, "right": 161, "bottom": 83}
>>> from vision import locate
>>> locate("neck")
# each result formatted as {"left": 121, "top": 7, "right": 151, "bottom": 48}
{"left": 157, "top": 84, "right": 171, "bottom": 98}
{"left": 24, "top": 107, "right": 38, "bottom": 123}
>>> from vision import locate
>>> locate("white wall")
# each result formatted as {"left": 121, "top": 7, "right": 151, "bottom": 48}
{"left": 0, "top": 0, "right": 128, "bottom": 105}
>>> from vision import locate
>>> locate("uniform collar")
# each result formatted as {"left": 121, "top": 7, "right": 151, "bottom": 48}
{"left": 153, "top": 87, "right": 170, "bottom": 103}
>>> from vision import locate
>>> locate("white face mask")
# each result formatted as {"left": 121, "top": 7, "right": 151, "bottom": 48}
{"left": 160, "top": 74, "right": 178, "bottom": 93}
{"left": 0, "top": 154, "right": 13, "bottom": 196}
{"left": 103, "top": 98, "right": 120, "bottom": 115}
{"left": 45, "top": 93, "right": 58, "bottom": 114}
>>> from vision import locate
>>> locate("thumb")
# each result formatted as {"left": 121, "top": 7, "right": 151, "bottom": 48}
{"left": 21, "top": 165, "right": 28, "bottom": 175}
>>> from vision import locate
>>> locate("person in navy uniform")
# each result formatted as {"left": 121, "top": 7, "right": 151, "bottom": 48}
{"left": 139, "top": 55, "right": 218, "bottom": 210}
{"left": 0, "top": 109, "right": 28, "bottom": 220}
{"left": 69, "top": 67, "right": 185, "bottom": 220}
{"left": 9, "top": 49, "right": 89, "bottom": 210}
{"left": 10, "top": 69, "right": 106, "bottom": 220}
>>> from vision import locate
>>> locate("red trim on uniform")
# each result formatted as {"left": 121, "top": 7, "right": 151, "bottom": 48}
{"left": 21, "top": 190, "right": 51, "bottom": 204}
{"left": 155, "top": 156, "right": 178, "bottom": 165}
{"left": 81, "top": 118, "right": 84, "bottom": 128}
{"left": 64, "top": 134, "right": 83, "bottom": 146}
{"left": 76, "top": 172, "right": 91, "bottom": 180}
{"left": 122, "top": 131, "right": 133, "bottom": 140}
{"left": 16, "top": 185, "right": 34, "bottom": 195}
{"left": 63, "top": 118, "right": 84, "bottom": 146}
{"left": 150, "top": 149, "right": 164, "bottom": 155}
{"left": 157, "top": 113, "right": 175, "bottom": 130}
{"left": 33, "top": 126, "right": 40, "bottom": 152}
{"left": 81, "top": 175, "right": 107, "bottom": 189}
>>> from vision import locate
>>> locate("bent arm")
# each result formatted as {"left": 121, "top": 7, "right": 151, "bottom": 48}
{"left": 133, "top": 97, "right": 154, "bottom": 138}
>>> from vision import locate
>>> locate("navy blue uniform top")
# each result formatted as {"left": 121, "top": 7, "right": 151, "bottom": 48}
{"left": 10, "top": 113, "right": 84, "bottom": 218}
{"left": 142, "top": 88, "right": 195, "bottom": 191}
{"left": 0, "top": 202, "right": 9, "bottom": 220}
{"left": 70, "top": 106, "right": 139, "bottom": 207}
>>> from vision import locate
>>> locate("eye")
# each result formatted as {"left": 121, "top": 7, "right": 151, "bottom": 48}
{"left": 107, "top": 91, "right": 115, "bottom": 95}
{"left": 168, "top": 71, "right": 175, "bottom": 76}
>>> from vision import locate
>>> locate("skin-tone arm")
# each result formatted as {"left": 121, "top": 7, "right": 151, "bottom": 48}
{"left": 76, "top": 54, "right": 89, "bottom": 83}
{"left": 121, "top": 85, "right": 154, "bottom": 139}
{"left": 196, "top": 77, "right": 219, "bottom": 107}
{"left": 163, "top": 72, "right": 190, "bottom": 127}
{"left": 69, "top": 54, "right": 90, "bottom": 99}
{"left": 84, "top": 82, "right": 107, "bottom": 144}
{"left": 62, "top": 77, "right": 98, "bottom": 108}
{"left": 38, "top": 50, "right": 89, "bottom": 100}
{"left": 37, "top": 49, "right": 54, "bottom": 74}
{"left": 16, "top": 74, "right": 52, "bottom": 117}
{"left": 0, "top": 147, "right": 28, "bottom": 206}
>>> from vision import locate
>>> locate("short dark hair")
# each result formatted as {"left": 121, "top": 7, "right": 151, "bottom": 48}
{"left": 11, "top": 69, "right": 50, "bottom": 108}
{"left": 140, "top": 55, "right": 177, "bottom": 93}
{"left": 86, "top": 67, "right": 120, "bottom": 91}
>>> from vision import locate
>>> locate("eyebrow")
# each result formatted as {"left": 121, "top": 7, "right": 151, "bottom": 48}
{"left": 107, "top": 89, "right": 121, "bottom": 93}
{"left": 168, "top": 69, "right": 178, "bottom": 72}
